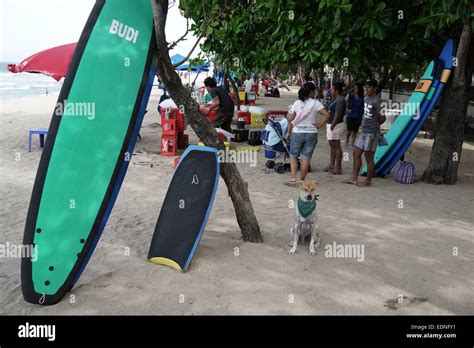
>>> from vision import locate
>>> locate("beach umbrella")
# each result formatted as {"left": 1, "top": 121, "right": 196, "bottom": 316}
{"left": 170, "top": 53, "right": 186, "bottom": 67}
{"left": 7, "top": 43, "right": 77, "bottom": 81}
{"left": 176, "top": 62, "right": 210, "bottom": 73}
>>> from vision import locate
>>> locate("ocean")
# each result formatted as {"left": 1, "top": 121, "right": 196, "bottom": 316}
{"left": 0, "top": 63, "right": 62, "bottom": 100}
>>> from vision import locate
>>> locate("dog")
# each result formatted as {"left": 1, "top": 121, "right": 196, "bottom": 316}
{"left": 289, "top": 180, "right": 320, "bottom": 256}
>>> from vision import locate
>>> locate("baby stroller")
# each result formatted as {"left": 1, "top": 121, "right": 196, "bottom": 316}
{"left": 261, "top": 118, "right": 291, "bottom": 174}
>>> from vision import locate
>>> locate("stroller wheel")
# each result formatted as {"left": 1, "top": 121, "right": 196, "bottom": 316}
{"left": 274, "top": 163, "right": 286, "bottom": 174}
{"left": 266, "top": 160, "right": 276, "bottom": 169}
{"left": 283, "top": 163, "right": 291, "bottom": 171}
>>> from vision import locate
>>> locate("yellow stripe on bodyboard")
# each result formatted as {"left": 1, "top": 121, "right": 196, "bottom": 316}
{"left": 148, "top": 257, "right": 183, "bottom": 272}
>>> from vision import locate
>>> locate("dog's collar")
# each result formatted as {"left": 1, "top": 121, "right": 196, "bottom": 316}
{"left": 297, "top": 196, "right": 318, "bottom": 218}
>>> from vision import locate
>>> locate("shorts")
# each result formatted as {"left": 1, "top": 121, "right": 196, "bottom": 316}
{"left": 354, "top": 132, "right": 380, "bottom": 152}
{"left": 346, "top": 117, "right": 362, "bottom": 132}
{"left": 290, "top": 132, "right": 318, "bottom": 160}
{"left": 326, "top": 123, "right": 345, "bottom": 140}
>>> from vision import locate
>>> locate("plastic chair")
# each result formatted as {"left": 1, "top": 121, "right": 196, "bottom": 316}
{"left": 28, "top": 128, "right": 48, "bottom": 152}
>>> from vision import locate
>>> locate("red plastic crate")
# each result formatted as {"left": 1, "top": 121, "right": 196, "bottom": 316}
{"left": 162, "top": 119, "right": 177, "bottom": 136}
{"left": 160, "top": 108, "right": 186, "bottom": 132}
{"left": 161, "top": 134, "right": 178, "bottom": 156}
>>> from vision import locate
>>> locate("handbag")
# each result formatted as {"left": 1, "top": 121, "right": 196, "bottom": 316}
{"left": 393, "top": 161, "right": 416, "bottom": 184}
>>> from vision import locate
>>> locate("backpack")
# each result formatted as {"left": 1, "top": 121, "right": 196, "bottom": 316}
{"left": 393, "top": 161, "right": 416, "bottom": 184}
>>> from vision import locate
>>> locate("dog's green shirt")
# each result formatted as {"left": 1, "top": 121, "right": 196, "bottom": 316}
{"left": 297, "top": 197, "right": 318, "bottom": 218}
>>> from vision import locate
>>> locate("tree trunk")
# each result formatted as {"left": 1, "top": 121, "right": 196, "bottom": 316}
{"left": 377, "top": 64, "right": 390, "bottom": 94}
{"left": 152, "top": 0, "right": 263, "bottom": 242}
{"left": 319, "top": 65, "right": 325, "bottom": 98}
{"left": 421, "top": 23, "right": 472, "bottom": 185}
{"left": 389, "top": 75, "right": 398, "bottom": 101}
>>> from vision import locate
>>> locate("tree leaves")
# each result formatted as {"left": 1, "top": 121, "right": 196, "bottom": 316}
{"left": 178, "top": 0, "right": 470, "bottom": 78}
{"left": 332, "top": 37, "right": 342, "bottom": 49}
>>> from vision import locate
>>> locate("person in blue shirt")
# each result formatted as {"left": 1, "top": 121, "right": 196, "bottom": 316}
{"left": 344, "top": 83, "right": 364, "bottom": 148}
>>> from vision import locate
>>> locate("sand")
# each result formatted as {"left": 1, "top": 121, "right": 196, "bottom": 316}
{"left": 0, "top": 89, "right": 473, "bottom": 315}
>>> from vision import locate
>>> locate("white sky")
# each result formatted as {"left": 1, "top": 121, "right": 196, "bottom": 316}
{"left": 0, "top": 0, "right": 199, "bottom": 62}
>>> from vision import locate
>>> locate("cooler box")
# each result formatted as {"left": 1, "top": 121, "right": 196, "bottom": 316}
{"left": 247, "top": 92, "right": 257, "bottom": 102}
{"left": 251, "top": 114, "right": 266, "bottom": 127}
{"left": 237, "top": 111, "right": 251, "bottom": 125}
{"left": 198, "top": 141, "right": 230, "bottom": 151}
{"left": 238, "top": 91, "right": 247, "bottom": 103}
{"left": 247, "top": 92, "right": 257, "bottom": 106}
{"left": 264, "top": 149, "right": 277, "bottom": 159}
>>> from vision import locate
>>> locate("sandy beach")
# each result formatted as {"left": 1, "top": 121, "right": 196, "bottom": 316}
{"left": 1, "top": 88, "right": 473, "bottom": 315}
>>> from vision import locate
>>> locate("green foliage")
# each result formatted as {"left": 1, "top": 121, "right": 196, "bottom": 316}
{"left": 179, "top": 0, "right": 471, "bottom": 78}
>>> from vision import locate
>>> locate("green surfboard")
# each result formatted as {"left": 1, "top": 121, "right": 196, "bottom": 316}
{"left": 22, "top": 0, "right": 159, "bottom": 305}
{"left": 360, "top": 60, "right": 438, "bottom": 175}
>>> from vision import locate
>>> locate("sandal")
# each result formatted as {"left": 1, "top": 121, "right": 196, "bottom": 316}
{"left": 284, "top": 179, "right": 298, "bottom": 187}
{"left": 343, "top": 178, "right": 358, "bottom": 185}
{"left": 323, "top": 165, "right": 334, "bottom": 172}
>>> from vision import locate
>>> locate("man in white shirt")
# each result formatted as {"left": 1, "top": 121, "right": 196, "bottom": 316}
{"left": 244, "top": 75, "right": 255, "bottom": 94}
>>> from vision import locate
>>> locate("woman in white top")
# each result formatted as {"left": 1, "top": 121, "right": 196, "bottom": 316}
{"left": 286, "top": 83, "right": 329, "bottom": 186}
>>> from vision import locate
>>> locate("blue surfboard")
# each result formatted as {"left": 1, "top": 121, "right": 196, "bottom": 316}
{"left": 374, "top": 60, "right": 442, "bottom": 175}
{"left": 378, "top": 39, "right": 456, "bottom": 176}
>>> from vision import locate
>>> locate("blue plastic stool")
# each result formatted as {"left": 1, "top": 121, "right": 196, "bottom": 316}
{"left": 29, "top": 128, "right": 48, "bottom": 152}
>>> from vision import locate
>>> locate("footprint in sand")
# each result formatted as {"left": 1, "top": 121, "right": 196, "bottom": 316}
{"left": 384, "top": 296, "right": 428, "bottom": 310}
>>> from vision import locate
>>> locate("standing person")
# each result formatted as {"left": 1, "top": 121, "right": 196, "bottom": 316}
{"left": 303, "top": 72, "right": 316, "bottom": 86}
{"left": 323, "top": 82, "right": 332, "bottom": 107}
{"left": 286, "top": 83, "right": 329, "bottom": 186}
{"left": 244, "top": 74, "right": 255, "bottom": 94}
{"left": 203, "top": 77, "right": 235, "bottom": 132}
{"left": 344, "top": 83, "right": 365, "bottom": 148}
{"left": 344, "top": 79, "right": 386, "bottom": 187}
{"left": 324, "top": 82, "right": 346, "bottom": 175}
